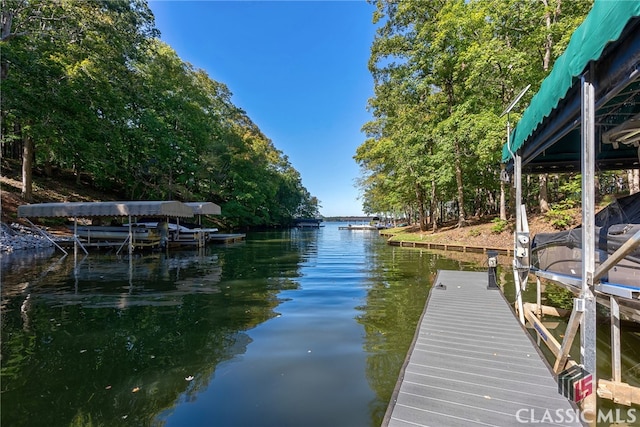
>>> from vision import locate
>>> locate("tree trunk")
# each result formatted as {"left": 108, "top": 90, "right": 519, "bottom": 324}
{"left": 500, "top": 164, "right": 507, "bottom": 220}
{"left": 538, "top": 2, "right": 559, "bottom": 212}
{"left": 22, "top": 134, "right": 34, "bottom": 201}
{"left": 453, "top": 139, "right": 466, "bottom": 227}
{"left": 539, "top": 174, "right": 549, "bottom": 212}
{"left": 628, "top": 169, "right": 640, "bottom": 194}
{"left": 431, "top": 178, "right": 438, "bottom": 233}
{"left": 44, "top": 160, "right": 53, "bottom": 177}
{"left": 1, "top": 8, "right": 14, "bottom": 81}
{"left": 413, "top": 182, "right": 427, "bottom": 232}
{"left": 542, "top": 0, "right": 552, "bottom": 71}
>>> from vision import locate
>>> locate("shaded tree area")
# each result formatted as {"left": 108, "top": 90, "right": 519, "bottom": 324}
{"left": 355, "top": 0, "right": 637, "bottom": 231}
{"left": 1, "top": 0, "right": 319, "bottom": 229}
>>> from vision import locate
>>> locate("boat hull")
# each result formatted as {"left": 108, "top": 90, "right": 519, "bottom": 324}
{"left": 532, "top": 223, "right": 640, "bottom": 287}
{"left": 71, "top": 225, "right": 161, "bottom": 247}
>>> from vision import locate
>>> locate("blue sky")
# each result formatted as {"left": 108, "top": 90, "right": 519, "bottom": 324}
{"left": 148, "top": 1, "right": 377, "bottom": 217}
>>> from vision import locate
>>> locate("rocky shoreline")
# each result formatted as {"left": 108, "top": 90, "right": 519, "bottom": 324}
{"left": 0, "top": 222, "right": 58, "bottom": 252}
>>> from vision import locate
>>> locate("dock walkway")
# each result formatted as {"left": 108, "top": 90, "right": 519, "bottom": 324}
{"left": 383, "top": 270, "right": 582, "bottom": 427}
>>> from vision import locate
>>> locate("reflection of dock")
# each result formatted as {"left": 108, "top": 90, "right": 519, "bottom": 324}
{"left": 209, "top": 233, "right": 246, "bottom": 243}
{"left": 383, "top": 270, "right": 580, "bottom": 427}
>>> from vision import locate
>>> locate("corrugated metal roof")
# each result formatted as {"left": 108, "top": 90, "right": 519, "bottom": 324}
{"left": 17, "top": 201, "right": 194, "bottom": 218}
{"left": 502, "top": 0, "right": 640, "bottom": 169}
{"left": 184, "top": 202, "right": 221, "bottom": 215}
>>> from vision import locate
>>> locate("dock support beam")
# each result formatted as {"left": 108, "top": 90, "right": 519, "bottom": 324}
{"left": 610, "top": 296, "right": 621, "bottom": 384}
{"left": 513, "top": 150, "right": 526, "bottom": 325}
{"left": 580, "top": 70, "right": 597, "bottom": 424}
{"left": 553, "top": 298, "right": 584, "bottom": 374}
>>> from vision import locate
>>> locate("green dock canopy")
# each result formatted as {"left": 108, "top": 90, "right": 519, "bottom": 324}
{"left": 18, "top": 201, "right": 194, "bottom": 218}
{"left": 502, "top": 0, "right": 640, "bottom": 169}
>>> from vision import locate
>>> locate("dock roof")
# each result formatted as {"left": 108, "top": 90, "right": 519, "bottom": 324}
{"left": 17, "top": 201, "right": 194, "bottom": 218}
{"left": 502, "top": 1, "right": 640, "bottom": 172}
{"left": 184, "top": 202, "right": 221, "bottom": 216}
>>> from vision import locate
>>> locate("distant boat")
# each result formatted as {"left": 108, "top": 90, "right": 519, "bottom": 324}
{"left": 344, "top": 224, "right": 380, "bottom": 230}
{"left": 293, "top": 218, "right": 323, "bottom": 229}
{"left": 339, "top": 217, "right": 388, "bottom": 231}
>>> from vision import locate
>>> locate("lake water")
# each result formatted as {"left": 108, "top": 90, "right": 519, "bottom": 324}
{"left": 1, "top": 223, "right": 491, "bottom": 427}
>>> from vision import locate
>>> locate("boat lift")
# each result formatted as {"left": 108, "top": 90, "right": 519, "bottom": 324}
{"left": 17, "top": 200, "right": 195, "bottom": 256}
{"left": 502, "top": 2, "right": 640, "bottom": 421}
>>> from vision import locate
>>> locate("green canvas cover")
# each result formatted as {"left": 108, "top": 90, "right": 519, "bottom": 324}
{"left": 502, "top": 0, "right": 640, "bottom": 163}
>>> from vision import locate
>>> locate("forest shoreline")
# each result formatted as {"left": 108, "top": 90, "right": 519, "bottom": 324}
{"left": 2, "top": 158, "right": 576, "bottom": 255}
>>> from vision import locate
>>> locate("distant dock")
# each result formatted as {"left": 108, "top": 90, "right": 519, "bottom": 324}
{"left": 338, "top": 225, "right": 380, "bottom": 230}
{"left": 383, "top": 270, "right": 581, "bottom": 427}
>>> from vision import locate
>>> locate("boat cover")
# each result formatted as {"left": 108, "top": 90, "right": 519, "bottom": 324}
{"left": 184, "top": 202, "right": 221, "bottom": 215}
{"left": 18, "top": 201, "right": 194, "bottom": 218}
{"left": 532, "top": 193, "right": 640, "bottom": 284}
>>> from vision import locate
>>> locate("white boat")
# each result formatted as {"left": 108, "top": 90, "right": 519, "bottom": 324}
{"left": 340, "top": 217, "right": 388, "bottom": 230}
{"left": 71, "top": 225, "right": 161, "bottom": 248}
{"left": 129, "top": 221, "right": 219, "bottom": 247}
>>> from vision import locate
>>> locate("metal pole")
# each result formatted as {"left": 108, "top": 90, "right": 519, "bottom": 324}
{"left": 74, "top": 218, "right": 78, "bottom": 265}
{"left": 501, "top": 85, "right": 530, "bottom": 326}
{"left": 128, "top": 214, "right": 133, "bottom": 257}
{"left": 594, "top": 229, "right": 640, "bottom": 282}
{"left": 580, "top": 70, "right": 597, "bottom": 424}
{"left": 513, "top": 149, "right": 526, "bottom": 324}
{"left": 23, "top": 218, "right": 68, "bottom": 255}
{"left": 610, "top": 296, "right": 621, "bottom": 383}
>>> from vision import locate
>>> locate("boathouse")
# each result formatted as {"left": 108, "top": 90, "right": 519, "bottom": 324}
{"left": 502, "top": 0, "right": 640, "bottom": 417}
{"left": 18, "top": 200, "right": 194, "bottom": 254}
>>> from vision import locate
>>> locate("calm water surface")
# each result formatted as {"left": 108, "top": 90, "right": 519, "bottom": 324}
{"left": 1, "top": 223, "right": 484, "bottom": 427}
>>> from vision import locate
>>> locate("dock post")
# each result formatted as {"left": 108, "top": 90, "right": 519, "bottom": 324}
{"left": 580, "top": 69, "right": 597, "bottom": 425}
{"left": 487, "top": 250, "right": 498, "bottom": 289}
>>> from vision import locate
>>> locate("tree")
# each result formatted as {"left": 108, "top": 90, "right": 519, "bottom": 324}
{"left": 358, "top": 0, "right": 592, "bottom": 227}
{"left": 1, "top": 0, "right": 158, "bottom": 200}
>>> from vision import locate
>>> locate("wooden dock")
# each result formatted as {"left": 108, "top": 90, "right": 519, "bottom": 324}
{"left": 383, "top": 270, "right": 582, "bottom": 427}
{"left": 386, "top": 239, "right": 513, "bottom": 256}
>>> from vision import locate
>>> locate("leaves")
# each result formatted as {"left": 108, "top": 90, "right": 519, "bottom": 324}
{"left": 357, "top": 0, "right": 591, "bottom": 224}
{"left": 1, "top": 0, "right": 316, "bottom": 228}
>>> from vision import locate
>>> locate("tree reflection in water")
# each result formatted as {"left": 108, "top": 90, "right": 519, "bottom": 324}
{"left": 1, "top": 227, "right": 490, "bottom": 427}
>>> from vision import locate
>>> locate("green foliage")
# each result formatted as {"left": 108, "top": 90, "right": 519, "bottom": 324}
{"left": 0, "top": 0, "right": 315, "bottom": 229}
{"left": 557, "top": 175, "right": 582, "bottom": 204}
{"left": 490, "top": 218, "right": 509, "bottom": 234}
{"left": 468, "top": 228, "right": 481, "bottom": 238}
{"left": 544, "top": 201, "right": 577, "bottom": 230}
{"left": 544, "top": 284, "right": 575, "bottom": 311}
{"left": 357, "top": 0, "right": 591, "bottom": 223}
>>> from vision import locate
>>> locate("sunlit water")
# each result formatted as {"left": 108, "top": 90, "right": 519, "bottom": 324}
{"left": 4, "top": 223, "right": 638, "bottom": 426}
{"left": 1, "top": 223, "right": 488, "bottom": 426}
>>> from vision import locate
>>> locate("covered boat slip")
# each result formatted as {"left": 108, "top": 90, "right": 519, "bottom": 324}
{"left": 384, "top": 270, "right": 581, "bottom": 427}
{"left": 17, "top": 200, "right": 223, "bottom": 254}
{"left": 532, "top": 192, "right": 640, "bottom": 297}
{"left": 501, "top": 0, "right": 640, "bottom": 417}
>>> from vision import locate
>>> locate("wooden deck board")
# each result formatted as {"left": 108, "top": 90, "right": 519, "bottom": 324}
{"left": 383, "top": 270, "right": 582, "bottom": 427}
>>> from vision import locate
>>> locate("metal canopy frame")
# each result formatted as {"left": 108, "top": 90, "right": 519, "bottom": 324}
{"left": 502, "top": 3, "right": 640, "bottom": 419}
{"left": 184, "top": 202, "right": 222, "bottom": 216}
{"left": 18, "top": 201, "right": 194, "bottom": 256}
{"left": 508, "top": 19, "right": 640, "bottom": 174}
